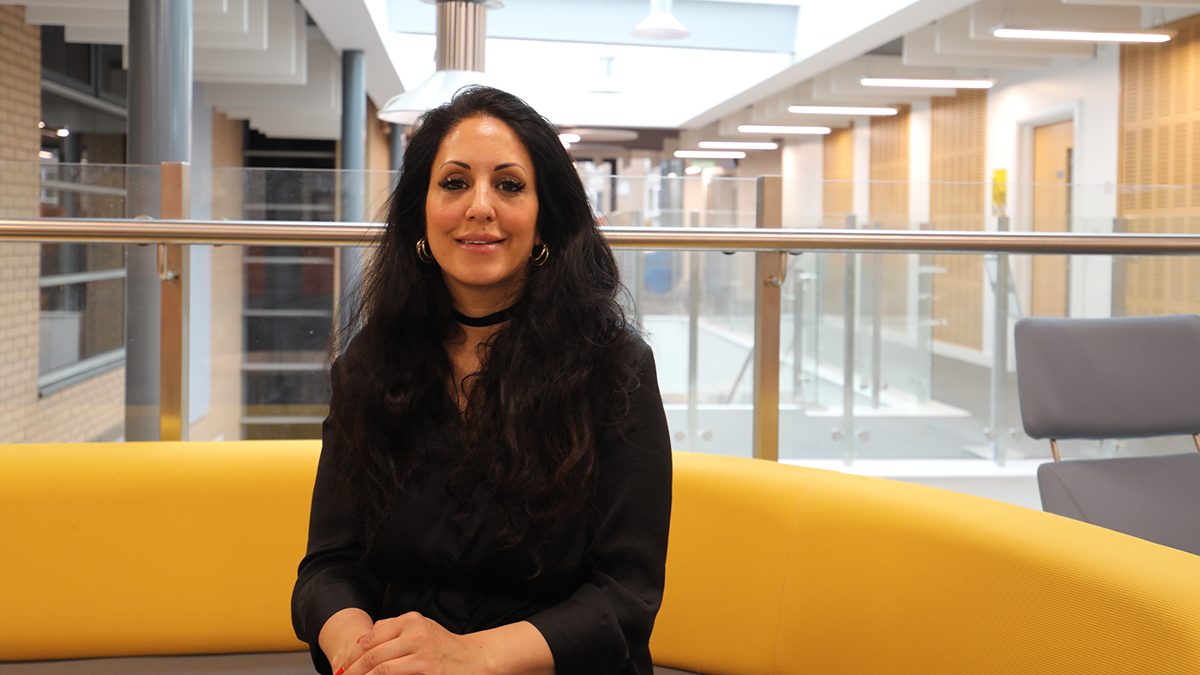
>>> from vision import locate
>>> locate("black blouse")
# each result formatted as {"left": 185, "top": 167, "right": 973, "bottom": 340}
{"left": 291, "top": 338, "right": 672, "bottom": 675}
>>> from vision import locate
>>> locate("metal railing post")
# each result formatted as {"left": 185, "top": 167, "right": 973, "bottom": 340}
{"left": 753, "top": 176, "right": 783, "bottom": 461}
{"left": 1111, "top": 216, "right": 1128, "bottom": 317}
{"left": 989, "top": 216, "right": 1010, "bottom": 465}
{"left": 843, "top": 213, "right": 857, "bottom": 464}
{"left": 159, "top": 161, "right": 190, "bottom": 441}
{"left": 792, "top": 257, "right": 804, "bottom": 402}
{"left": 688, "top": 211, "right": 701, "bottom": 454}
{"left": 871, "top": 249, "right": 883, "bottom": 409}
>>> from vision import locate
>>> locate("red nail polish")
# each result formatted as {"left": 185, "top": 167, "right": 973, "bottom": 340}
{"left": 357, "top": 634, "right": 365, "bottom": 643}
{"left": 335, "top": 668, "right": 344, "bottom": 675}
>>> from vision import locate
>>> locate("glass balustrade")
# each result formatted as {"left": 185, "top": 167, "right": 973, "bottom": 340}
{"left": 4, "top": 163, "right": 1200, "bottom": 470}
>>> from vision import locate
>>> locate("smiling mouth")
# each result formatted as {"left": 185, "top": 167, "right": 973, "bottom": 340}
{"left": 458, "top": 238, "right": 505, "bottom": 245}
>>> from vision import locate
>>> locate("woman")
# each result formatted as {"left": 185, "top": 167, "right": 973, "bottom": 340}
{"left": 291, "top": 86, "right": 672, "bottom": 675}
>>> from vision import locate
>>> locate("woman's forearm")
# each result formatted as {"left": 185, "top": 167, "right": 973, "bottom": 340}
{"left": 319, "top": 607, "right": 375, "bottom": 671}
{"left": 464, "top": 620, "right": 555, "bottom": 675}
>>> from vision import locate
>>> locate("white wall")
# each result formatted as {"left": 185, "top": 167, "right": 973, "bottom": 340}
{"left": 852, "top": 116, "right": 871, "bottom": 224}
{"left": 908, "top": 100, "right": 932, "bottom": 227}
{"left": 782, "top": 136, "right": 824, "bottom": 228}
{"left": 985, "top": 44, "right": 1121, "bottom": 322}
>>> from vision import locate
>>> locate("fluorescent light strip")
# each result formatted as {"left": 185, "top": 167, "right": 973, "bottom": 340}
{"left": 558, "top": 133, "right": 581, "bottom": 143}
{"left": 993, "top": 28, "right": 1170, "bottom": 43}
{"left": 737, "top": 125, "right": 831, "bottom": 135}
{"left": 684, "top": 165, "right": 703, "bottom": 175}
{"left": 698, "top": 141, "right": 779, "bottom": 150}
{"left": 789, "top": 105, "right": 897, "bottom": 116}
{"left": 860, "top": 78, "right": 993, "bottom": 89}
{"left": 675, "top": 150, "right": 747, "bottom": 159}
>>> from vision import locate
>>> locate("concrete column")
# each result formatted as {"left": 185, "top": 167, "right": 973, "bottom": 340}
{"left": 339, "top": 49, "right": 366, "bottom": 332}
{"left": 125, "top": 0, "right": 192, "bottom": 441}
{"left": 390, "top": 123, "right": 405, "bottom": 173}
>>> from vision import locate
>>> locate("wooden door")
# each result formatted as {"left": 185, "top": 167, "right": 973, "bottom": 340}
{"left": 1031, "top": 119, "right": 1073, "bottom": 317}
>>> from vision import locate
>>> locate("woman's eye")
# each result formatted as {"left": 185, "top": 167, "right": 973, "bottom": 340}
{"left": 497, "top": 178, "right": 526, "bottom": 193}
{"left": 438, "top": 178, "right": 467, "bottom": 191}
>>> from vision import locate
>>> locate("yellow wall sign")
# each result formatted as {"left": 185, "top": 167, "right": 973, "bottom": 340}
{"left": 991, "top": 169, "right": 1007, "bottom": 216}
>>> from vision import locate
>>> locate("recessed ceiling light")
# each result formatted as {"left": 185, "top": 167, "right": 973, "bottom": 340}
{"left": 993, "top": 28, "right": 1171, "bottom": 43}
{"left": 737, "top": 125, "right": 831, "bottom": 135}
{"left": 789, "top": 105, "right": 897, "bottom": 116}
{"left": 559, "top": 133, "right": 581, "bottom": 144}
{"left": 675, "top": 150, "right": 747, "bottom": 159}
{"left": 860, "top": 78, "right": 993, "bottom": 89}
{"left": 698, "top": 141, "right": 779, "bottom": 150}
{"left": 685, "top": 165, "right": 703, "bottom": 175}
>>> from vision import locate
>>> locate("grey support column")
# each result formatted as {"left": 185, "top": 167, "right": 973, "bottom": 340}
{"left": 390, "top": 123, "right": 405, "bottom": 173}
{"left": 125, "top": 0, "right": 192, "bottom": 441}
{"left": 339, "top": 49, "right": 366, "bottom": 333}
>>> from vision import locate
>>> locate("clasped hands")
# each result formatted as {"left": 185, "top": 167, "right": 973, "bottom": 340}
{"left": 330, "top": 611, "right": 554, "bottom": 675}
{"left": 335, "top": 612, "right": 490, "bottom": 675}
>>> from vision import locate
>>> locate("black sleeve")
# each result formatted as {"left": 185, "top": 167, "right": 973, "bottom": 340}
{"left": 525, "top": 343, "right": 673, "bottom": 675}
{"left": 291, "top": 364, "right": 387, "bottom": 675}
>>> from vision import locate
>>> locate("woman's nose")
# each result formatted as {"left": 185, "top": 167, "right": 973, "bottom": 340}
{"left": 465, "top": 186, "right": 496, "bottom": 221}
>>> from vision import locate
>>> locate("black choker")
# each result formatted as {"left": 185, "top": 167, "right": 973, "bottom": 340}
{"left": 451, "top": 307, "right": 511, "bottom": 328}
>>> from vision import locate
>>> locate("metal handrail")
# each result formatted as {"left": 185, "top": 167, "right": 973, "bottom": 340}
{"left": 4, "top": 217, "right": 1200, "bottom": 254}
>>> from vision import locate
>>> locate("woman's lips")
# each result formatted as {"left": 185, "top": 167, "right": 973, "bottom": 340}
{"left": 456, "top": 237, "right": 506, "bottom": 253}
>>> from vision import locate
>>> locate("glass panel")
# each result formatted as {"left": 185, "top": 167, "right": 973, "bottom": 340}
{"left": 39, "top": 276, "right": 124, "bottom": 374}
{"left": 36, "top": 165, "right": 129, "bottom": 393}
{"left": 7, "top": 170, "right": 1200, "bottom": 461}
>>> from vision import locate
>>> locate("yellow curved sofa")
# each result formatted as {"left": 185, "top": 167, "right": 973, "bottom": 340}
{"left": 3, "top": 441, "right": 1200, "bottom": 674}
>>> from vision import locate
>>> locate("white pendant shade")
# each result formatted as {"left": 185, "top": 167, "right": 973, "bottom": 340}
{"left": 378, "top": 70, "right": 501, "bottom": 125}
{"left": 632, "top": 12, "right": 689, "bottom": 39}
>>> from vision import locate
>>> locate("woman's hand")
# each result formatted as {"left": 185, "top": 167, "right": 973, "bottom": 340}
{"left": 336, "top": 612, "right": 554, "bottom": 675}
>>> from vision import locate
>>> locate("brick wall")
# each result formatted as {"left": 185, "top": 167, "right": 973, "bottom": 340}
{"left": 0, "top": 8, "right": 126, "bottom": 443}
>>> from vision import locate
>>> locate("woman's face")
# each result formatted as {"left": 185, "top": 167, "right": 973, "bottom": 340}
{"left": 425, "top": 115, "right": 539, "bottom": 313}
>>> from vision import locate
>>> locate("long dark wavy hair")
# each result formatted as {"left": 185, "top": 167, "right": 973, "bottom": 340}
{"left": 329, "top": 86, "right": 636, "bottom": 555}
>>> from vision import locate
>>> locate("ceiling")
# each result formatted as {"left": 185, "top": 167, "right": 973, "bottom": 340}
{"left": 8, "top": 0, "right": 1200, "bottom": 145}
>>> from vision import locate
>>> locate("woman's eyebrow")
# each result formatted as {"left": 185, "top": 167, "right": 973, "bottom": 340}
{"left": 495, "top": 163, "right": 524, "bottom": 172}
{"left": 440, "top": 160, "right": 471, "bottom": 170}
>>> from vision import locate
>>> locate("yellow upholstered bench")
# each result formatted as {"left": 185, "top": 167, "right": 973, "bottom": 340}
{"left": 652, "top": 452, "right": 1200, "bottom": 675}
{"left": 2, "top": 442, "right": 1200, "bottom": 674}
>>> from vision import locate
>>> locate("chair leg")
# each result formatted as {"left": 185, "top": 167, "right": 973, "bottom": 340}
{"left": 1050, "top": 439, "right": 1061, "bottom": 462}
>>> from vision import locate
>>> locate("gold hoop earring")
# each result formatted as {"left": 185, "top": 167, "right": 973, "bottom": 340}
{"left": 530, "top": 242, "right": 550, "bottom": 267}
{"left": 416, "top": 237, "right": 434, "bottom": 264}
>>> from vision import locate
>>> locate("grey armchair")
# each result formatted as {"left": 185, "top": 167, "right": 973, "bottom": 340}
{"left": 1013, "top": 314, "right": 1200, "bottom": 555}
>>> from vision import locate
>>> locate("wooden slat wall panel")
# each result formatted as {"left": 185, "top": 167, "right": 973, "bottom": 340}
{"left": 823, "top": 125, "right": 854, "bottom": 224}
{"left": 869, "top": 104, "right": 910, "bottom": 227}
{"left": 869, "top": 105, "right": 911, "bottom": 317}
{"left": 930, "top": 89, "right": 986, "bottom": 350}
{"left": 822, "top": 125, "right": 855, "bottom": 315}
{"left": 1121, "top": 13, "right": 1200, "bottom": 317}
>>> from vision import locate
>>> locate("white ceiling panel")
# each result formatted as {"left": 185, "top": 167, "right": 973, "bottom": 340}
{"left": 26, "top": 6, "right": 124, "bottom": 27}
{"left": 29, "top": 0, "right": 249, "bottom": 34}
{"left": 936, "top": 8, "right": 1095, "bottom": 57}
{"left": 904, "top": 22, "right": 1051, "bottom": 68}
{"left": 971, "top": 0, "right": 1141, "bottom": 35}
{"left": 194, "top": 0, "right": 249, "bottom": 34}
{"left": 195, "top": 0, "right": 306, "bottom": 84}
{"left": 1065, "top": 0, "right": 1200, "bottom": 5}
{"left": 203, "top": 38, "right": 340, "bottom": 115}
{"left": 300, "top": 0, "right": 405, "bottom": 113}
{"left": 196, "top": 0, "right": 267, "bottom": 50}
